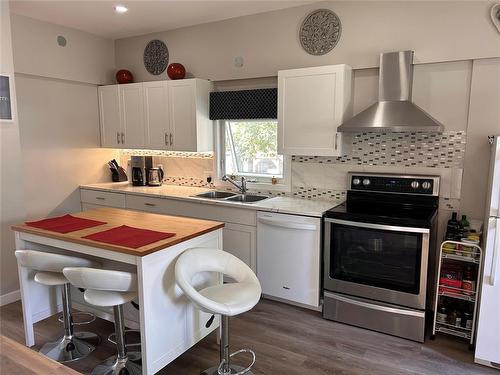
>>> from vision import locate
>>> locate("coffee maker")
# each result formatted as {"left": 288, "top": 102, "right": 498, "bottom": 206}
{"left": 130, "top": 156, "right": 153, "bottom": 186}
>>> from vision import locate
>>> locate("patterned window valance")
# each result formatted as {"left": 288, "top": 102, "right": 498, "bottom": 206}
{"left": 209, "top": 88, "right": 277, "bottom": 120}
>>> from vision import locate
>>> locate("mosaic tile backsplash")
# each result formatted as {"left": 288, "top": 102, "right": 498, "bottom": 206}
{"left": 293, "top": 131, "right": 466, "bottom": 168}
{"left": 120, "top": 131, "right": 465, "bottom": 206}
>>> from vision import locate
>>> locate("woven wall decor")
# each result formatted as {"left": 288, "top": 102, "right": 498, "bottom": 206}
{"left": 143, "top": 40, "right": 169, "bottom": 75}
{"left": 299, "top": 9, "right": 341, "bottom": 56}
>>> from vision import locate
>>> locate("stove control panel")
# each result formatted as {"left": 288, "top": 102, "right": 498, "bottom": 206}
{"left": 348, "top": 173, "right": 439, "bottom": 196}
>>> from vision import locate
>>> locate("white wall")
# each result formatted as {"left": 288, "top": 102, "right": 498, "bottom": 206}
{"left": 115, "top": 1, "right": 500, "bottom": 82}
{"left": 15, "top": 75, "right": 118, "bottom": 219}
{"left": 0, "top": 1, "right": 26, "bottom": 301}
{"left": 11, "top": 14, "right": 115, "bottom": 85}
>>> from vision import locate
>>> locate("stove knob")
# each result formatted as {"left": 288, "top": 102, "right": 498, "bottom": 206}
{"left": 362, "top": 178, "right": 371, "bottom": 186}
{"left": 411, "top": 181, "right": 420, "bottom": 189}
{"left": 422, "top": 181, "right": 431, "bottom": 190}
{"left": 353, "top": 178, "right": 361, "bottom": 186}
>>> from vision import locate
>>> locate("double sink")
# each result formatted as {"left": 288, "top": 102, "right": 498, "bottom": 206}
{"left": 194, "top": 191, "right": 269, "bottom": 203}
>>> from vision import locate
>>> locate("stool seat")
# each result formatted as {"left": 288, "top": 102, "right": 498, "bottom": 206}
{"left": 34, "top": 271, "right": 68, "bottom": 286}
{"left": 84, "top": 289, "right": 137, "bottom": 307}
{"left": 176, "top": 247, "right": 261, "bottom": 375}
{"left": 199, "top": 282, "right": 261, "bottom": 316}
{"left": 14, "top": 249, "right": 100, "bottom": 363}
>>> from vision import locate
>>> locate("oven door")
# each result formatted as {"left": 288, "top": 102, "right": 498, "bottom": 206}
{"left": 324, "top": 218, "right": 430, "bottom": 310}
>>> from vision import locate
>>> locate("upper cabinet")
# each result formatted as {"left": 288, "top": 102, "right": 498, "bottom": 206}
{"left": 98, "top": 78, "right": 213, "bottom": 151}
{"left": 278, "top": 64, "right": 352, "bottom": 156}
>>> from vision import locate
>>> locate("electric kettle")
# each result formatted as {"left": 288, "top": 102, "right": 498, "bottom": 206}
{"left": 148, "top": 167, "right": 164, "bottom": 186}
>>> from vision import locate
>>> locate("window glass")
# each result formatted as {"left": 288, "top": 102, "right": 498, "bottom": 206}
{"left": 224, "top": 120, "right": 283, "bottom": 179}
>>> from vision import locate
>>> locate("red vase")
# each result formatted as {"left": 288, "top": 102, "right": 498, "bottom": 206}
{"left": 116, "top": 69, "right": 133, "bottom": 84}
{"left": 167, "top": 63, "right": 186, "bottom": 80}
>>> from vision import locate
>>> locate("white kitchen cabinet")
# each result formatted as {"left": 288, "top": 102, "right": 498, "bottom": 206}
{"left": 98, "top": 85, "right": 122, "bottom": 148}
{"left": 143, "top": 81, "right": 170, "bottom": 150}
{"left": 168, "top": 79, "right": 213, "bottom": 152}
{"left": 223, "top": 223, "right": 256, "bottom": 272}
{"left": 278, "top": 64, "right": 352, "bottom": 156}
{"left": 257, "top": 211, "right": 321, "bottom": 309}
{"left": 98, "top": 79, "right": 213, "bottom": 151}
{"left": 120, "top": 83, "right": 146, "bottom": 148}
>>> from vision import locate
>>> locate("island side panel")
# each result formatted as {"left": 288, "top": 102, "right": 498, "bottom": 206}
{"left": 15, "top": 232, "right": 62, "bottom": 347}
{"left": 136, "top": 228, "right": 223, "bottom": 375}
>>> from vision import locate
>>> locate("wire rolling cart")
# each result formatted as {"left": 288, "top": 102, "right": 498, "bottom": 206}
{"left": 431, "top": 240, "right": 483, "bottom": 350}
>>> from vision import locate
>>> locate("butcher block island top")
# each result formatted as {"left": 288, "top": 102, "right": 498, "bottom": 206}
{"left": 12, "top": 207, "right": 224, "bottom": 256}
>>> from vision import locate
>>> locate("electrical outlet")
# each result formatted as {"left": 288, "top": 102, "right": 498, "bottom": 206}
{"left": 203, "top": 171, "right": 213, "bottom": 184}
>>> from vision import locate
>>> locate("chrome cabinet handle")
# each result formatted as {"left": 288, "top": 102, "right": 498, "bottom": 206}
{"left": 144, "top": 202, "right": 156, "bottom": 207}
{"left": 95, "top": 197, "right": 105, "bottom": 200}
{"left": 121, "top": 132, "right": 125, "bottom": 144}
{"left": 334, "top": 133, "right": 338, "bottom": 150}
{"left": 169, "top": 133, "right": 173, "bottom": 146}
{"left": 164, "top": 132, "right": 168, "bottom": 146}
{"left": 117, "top": 132, "right": 120, "bottom": 144}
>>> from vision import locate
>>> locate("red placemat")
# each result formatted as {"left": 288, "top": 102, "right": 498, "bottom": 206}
{"left": 26, "top": 214, "right": 107, "bottom": 234}
{"left": 83, "top": 225, "right": 175, "bottom": 249}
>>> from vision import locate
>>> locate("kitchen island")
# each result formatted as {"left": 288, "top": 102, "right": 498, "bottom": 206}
{"left": 12, "top": 207, "right": 224, "bottom": 375}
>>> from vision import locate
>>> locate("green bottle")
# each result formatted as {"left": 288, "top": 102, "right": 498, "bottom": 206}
{"left": 459, "top": 215, "right": 470, "bottom": 238}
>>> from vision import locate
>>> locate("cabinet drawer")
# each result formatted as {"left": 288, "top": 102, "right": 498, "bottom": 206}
{"left": 80, "top": 189, "right": 125, "bottom": 208}
{"left": 125, "top": 194, "right": 167, "bottom": 214}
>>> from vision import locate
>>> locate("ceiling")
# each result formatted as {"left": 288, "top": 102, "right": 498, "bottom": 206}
{"left": 9, "top": 0, "right": 317, "bottom": 40}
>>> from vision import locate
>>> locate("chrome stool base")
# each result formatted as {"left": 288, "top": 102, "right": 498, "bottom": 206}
{"left": 39, "top": 335, "right": 95, "bottom": 363}
{"left": 201, "top": 365, "right": 254, "bottom": 375}
{"left": 91, "top": 355, "right": 142, "bottom": 375}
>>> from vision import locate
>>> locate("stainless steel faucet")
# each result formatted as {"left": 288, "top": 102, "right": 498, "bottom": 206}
{"left": 222, "top": 175, "right": 247, "bottom": 195}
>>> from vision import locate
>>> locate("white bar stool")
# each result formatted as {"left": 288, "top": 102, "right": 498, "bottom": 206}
{"left": 63, "top": 267, "right": 141, "bottom": 375}
{"left": 14, "top": 249, "right": 100, "bottom": 362}
{"left": 175, "top": 247, "right": 262, "bottom": 375}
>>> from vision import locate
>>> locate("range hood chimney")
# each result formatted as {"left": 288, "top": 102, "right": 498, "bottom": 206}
{"left": 338, "top": 51, "right": 444, "bottom": 133}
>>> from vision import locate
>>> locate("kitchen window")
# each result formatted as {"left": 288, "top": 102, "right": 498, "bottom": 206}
{"left": 218, "top": 120, "right": 290, "bottom": 190}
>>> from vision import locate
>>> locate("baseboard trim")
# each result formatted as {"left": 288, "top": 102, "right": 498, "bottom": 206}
{"left": 0, "top": 289, "right": 21, "bottom": 306}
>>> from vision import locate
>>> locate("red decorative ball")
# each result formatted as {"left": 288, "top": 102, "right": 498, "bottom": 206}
{"left": 167, "top": 63, "right": 186, "bottom": 80}
{"left": 115, "top": 69, "right": 133, "bottom": 84}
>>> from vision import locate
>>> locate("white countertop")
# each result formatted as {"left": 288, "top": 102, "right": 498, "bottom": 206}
{"left": 80, "top": 182, "right": 341, "bottom": 217}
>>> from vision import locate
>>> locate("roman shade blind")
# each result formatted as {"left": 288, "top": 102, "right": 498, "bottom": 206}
{"left": 209, "top": 88, "right": 277, "bottom": 120}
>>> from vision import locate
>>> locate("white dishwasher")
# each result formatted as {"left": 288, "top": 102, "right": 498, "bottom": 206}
{"left": 257, "top": 211, "right": 321, "bottom": 309}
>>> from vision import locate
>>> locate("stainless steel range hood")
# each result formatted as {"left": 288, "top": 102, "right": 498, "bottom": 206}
{"left": 338, "top": 51, "right": 444, "bottom": 133}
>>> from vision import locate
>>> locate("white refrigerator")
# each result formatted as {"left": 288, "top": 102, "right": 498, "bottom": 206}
{"left": 475, "top": 135, "right": 500, "bottom": 369}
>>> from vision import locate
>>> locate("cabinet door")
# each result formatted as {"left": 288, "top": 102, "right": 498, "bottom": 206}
{"left": 144, "top": 81, "right": 170, "bottom": 150}
{"left": 278, "top": 65, "right": 350, "bottom": 156}
{"left": 168, "top": 80, "right": 197, "bottom": 152}
{"left": 98, "top": 85, "right": 122, "bottom": 148}
{"left": 223, "top": 223, "right": 256, "bottom": 272}
{"left": 120, "top": 83, "right": 146, "bottom": 148}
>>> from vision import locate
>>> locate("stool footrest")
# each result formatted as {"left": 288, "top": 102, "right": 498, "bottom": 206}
{"left": 58, "top": 311, "right": 96, "bottom": 326}
{"left": 218, "top": 348, "right": 256, "bottom": 375}
{"left": 108, "top": 330, "right": 141, "bottom": 349}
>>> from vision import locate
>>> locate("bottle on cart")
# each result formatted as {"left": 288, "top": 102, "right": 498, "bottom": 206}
{"left": 459, "top": 215, "right": 470, "bottom": 238}
{"left": 446, "top": 212, "right": 460, "bottom": 240}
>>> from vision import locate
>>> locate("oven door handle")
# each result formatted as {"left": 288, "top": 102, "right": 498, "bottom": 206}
{"left": 324, "top": 218, "right": 430, "bottom": 234}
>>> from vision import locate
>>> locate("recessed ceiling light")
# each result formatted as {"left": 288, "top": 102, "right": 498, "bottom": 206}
{"left": 114, "top": 5, "right": 128, "bottom": 13}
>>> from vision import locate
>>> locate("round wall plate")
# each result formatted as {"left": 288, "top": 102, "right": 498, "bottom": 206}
{"left": 144, "top": 40, "right": 169, "bottom": 75}
{"left": 299, "top": 9, "right": 342, "bottom": 56}
{"left": 491, "top": 3, "right": 500, "bottom": 34}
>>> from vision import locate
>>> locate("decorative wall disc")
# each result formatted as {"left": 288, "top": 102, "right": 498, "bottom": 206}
{"left": 143, "top": 40, "right": 169, "bottom": 75}
{"left": 299, "top": 9, "right": 342, "bottom": 56}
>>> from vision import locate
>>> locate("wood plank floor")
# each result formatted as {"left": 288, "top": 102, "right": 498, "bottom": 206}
{"left": 1, "top": 299, "right": 497, "bottom": 375}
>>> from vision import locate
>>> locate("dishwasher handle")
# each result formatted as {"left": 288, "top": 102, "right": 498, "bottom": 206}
{"left": 258, "top": 217, "right": 318, "bottom": 231}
